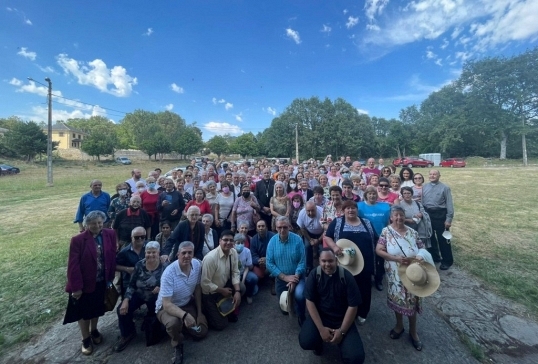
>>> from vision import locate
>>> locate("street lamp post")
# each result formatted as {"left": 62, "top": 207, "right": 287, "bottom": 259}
{"left": 28, "top": 77, "right": 53, "bottom": 186}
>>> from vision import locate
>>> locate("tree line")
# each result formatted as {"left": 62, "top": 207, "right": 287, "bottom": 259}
{"left": 1, "top": 48, "right": 536, "bottom": 162}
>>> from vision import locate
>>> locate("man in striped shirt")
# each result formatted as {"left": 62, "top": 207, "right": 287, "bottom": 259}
{"left": 266, "top": 216, "right": 307, "bottom": 326}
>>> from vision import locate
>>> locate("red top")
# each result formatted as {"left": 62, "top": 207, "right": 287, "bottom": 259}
{"left": 377, "top": 192, "right": 399, "bottom": 205}
{"left": 140, "top": 191, "right": 160, "bottom": 216}
{"left": 185, "top": 199, "right": 212, "bottom": 215}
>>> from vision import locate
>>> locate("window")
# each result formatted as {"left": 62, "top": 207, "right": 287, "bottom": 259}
{"left": 59, "top": 132, "right": 64, "bottom": 137}
{"left": 72, "top": 133, "right": 76, "bottom": 138}
{"left": 78, "top": 134, "right": 81, "bottom": 139}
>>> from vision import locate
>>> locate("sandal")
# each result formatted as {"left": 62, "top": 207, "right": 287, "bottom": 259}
{"left": 389, "top": 328, "right": 405, "bottom": 339}
{"left": 410, "top": 335, "right": 423, "bottom": 351}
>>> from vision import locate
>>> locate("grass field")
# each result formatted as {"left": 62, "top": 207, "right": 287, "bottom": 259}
{"left": 0, "top": 159, "right": 537, "bottom": 356}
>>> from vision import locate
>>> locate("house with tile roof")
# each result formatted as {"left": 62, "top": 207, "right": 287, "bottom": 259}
{"left": 43, "top": 122, "right": 88, "bottom": 149}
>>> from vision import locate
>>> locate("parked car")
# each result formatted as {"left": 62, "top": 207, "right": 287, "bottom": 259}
{"left": 392, "top": 156, "right": 434, "bottom": 168}
{"left": 115, "top": 156, "right": 132, "bottom": 165}
{"left": 0, "top": 163, "right": 20, "bottom": 175}
{"left": 440, "top": 158, "right": 466, "bottom": 168}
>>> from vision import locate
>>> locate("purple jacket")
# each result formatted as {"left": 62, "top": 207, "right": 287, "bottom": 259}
{"left": 65, "top": 228, "right": 116, "bottom": 293}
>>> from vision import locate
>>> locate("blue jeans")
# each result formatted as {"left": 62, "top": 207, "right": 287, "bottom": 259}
{"left": 275, "top": 277, "right": 306, "bottom": 322}
{"left": 243, "top": 271, "right": 258, "bottom": 297}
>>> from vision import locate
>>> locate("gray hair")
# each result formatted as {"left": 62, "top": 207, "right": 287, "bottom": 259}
{"left": 390, "top": 205, "right": 406, "bottom": 215}
{"left": 238, "top": 221, "right": 249, "bottom": 229}
{"left": 186, "top": 205, "right": 201, "bottom": 217}
{"left": 83, "top": 210, "right": 106, "bottom": 227}
{"left": 202, "top": 214, "right": 214, "bottom": 223}
{"left": 233, "top": 233, "right": 246, "bottom": 242}
{"left": 206, "top": 181, "right": 217, "bottom": 189}
{"left": 146, "top": 241, "right": 160, "bottom": 251}
{"left": 178, "top": 241, "right": 194, "bottom": 252}
{"left": 275, "top": 216, "right": 290, "bottom": 225}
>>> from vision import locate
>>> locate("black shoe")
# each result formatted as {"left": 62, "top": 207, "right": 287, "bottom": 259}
{"left": 314, "top": 346, "right": 324, "bottom": 356}
{"left": 410, "top": 336, "right": 423, "bottom": 351}
{"left": 173, "top": 344, "right": 184, "bottom": 364}
{"left": 375, "top": 282, "right": 384, "bottom": 291}
{"left": 440, "top": 264, "right": 451, "bottom": 270}
{"left": 228, "top": 313, "right": 238, "bottom": 323}
{"left": 389, "top": 328, "right": 405, "bottom": 340}
{"left": 90, "top": 329, "right": 102, "bottom": 345}
{"left": 433, "top": 259, "right": 442, "bottom": 263}
{"left": 113, "top": 332, "right": 136, "bottom": 352}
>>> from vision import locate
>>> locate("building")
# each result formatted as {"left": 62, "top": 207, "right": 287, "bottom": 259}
{"left": 44, "top": 122, "right": 87, "bottom": 149}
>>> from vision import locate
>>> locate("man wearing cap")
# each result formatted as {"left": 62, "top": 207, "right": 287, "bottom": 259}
{"left": 421, "top": 170, "right": 454, "bottom": 270}
{"left": 299, "top": 249, "right": 365, "bottom": 363}
{"left": 266, "top": 216, "right": 307, "bottom": 325}
{"left": 297, "top": 201, "right": 324, "bottom": 274}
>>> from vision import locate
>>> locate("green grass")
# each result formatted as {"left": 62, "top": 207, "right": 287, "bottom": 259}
{"left": 0, "top": 160, "right": 537, "bottom": 357}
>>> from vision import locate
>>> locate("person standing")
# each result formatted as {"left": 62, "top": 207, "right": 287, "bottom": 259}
{"left": 362, "top": 158, "right": 381, "bottom": 185}
{"left": 255, "top": 168, "right": 276, "bottom": 229}
{"left": 421, "top": 170, "right": 454, "bottom": 270}
{"left": 157, "top": 178, "right": 186, "bottom": 231}
{"left": 126, "top": 169, "right": 145, "bottom": 195}
{"left": 74, "top": 180, "right": 111, "bottom": 232}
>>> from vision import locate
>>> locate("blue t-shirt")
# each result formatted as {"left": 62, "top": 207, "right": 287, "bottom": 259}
{"left": 358, "top": 202, "right": 390, "bottom": 236}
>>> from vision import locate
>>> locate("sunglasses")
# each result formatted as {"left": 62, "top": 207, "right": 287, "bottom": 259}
{"left": 379, "top": 185, "right": 389, "bottom": 188}
{"left": 133, "top": 235, "right": 145, "bottom": 240}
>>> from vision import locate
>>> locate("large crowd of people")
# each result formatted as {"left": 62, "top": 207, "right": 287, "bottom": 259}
{"left": 65, "top": 156, "right": 453, "bottom": 363}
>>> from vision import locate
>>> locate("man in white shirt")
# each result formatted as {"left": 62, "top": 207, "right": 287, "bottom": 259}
{"left": 297, "top": 202, "right": 324, "bottom": 274}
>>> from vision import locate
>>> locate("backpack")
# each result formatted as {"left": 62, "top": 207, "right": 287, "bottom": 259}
{"left": 316, "top": 265, "right": 347, "bottom": 286}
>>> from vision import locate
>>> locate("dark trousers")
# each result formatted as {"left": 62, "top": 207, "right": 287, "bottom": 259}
{"left": 299, "top": 316, "right": 365, "bottom": 364}
{"left": 117, "top": 294, "right": 156, "bottom": 337}
{"left": 426, "top": 208, "right": 454, "bottom": 266}
{"left": 303, "top": 232, "right": 322, "bottom": 272}
{"left": 202, "top": 293, "right": 229, "bottom": 331}
{"left": 374, "top": 255, "right": 385, "bottom": 284}
{"left": 355, "top": 272, "right": 372, "bottom": 319}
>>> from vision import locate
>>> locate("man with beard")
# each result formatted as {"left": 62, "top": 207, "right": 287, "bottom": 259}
{"left": 126, "top": 169, "right": 145, "bottom": 195}
{"left": 254, "top": 168, "right": 275, "bottom": 228}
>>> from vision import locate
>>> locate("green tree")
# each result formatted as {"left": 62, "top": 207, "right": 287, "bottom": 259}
{"left": 3, "top": 121, "right": 55, "bottom": 161}
{"left": 205, "top": 135, "right": 229, "bottom": 157}
{"left": 229, "top": 132, "right": 258, "bottom": 158}
{"left": 81, "top": 125, "right": 118, "bottom": 160}
{"left": 175, "top": 125, "right": 204, "bottom": 156}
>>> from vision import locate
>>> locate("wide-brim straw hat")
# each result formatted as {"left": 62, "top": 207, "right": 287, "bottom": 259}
{"left": 398, "top": 260, "right": 440, "bottom": 297}
{"left": 335, "top": 239, "right": 364, "bottom": 276}
{"left": 279, "top": 290, "right": 296, "bottom": 316}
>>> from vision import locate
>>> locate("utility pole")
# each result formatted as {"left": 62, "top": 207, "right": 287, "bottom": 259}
{"left": 295, "top": 123, "right": 299, "bottom": 163}
{"left": 45, "top": 77, "right": 53, "bottom": 186}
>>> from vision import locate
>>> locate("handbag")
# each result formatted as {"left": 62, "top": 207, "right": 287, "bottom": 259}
{"left": 104, "top": 283, "right": 119, "bottom": 312}
{"left": 142, "top": 315, "right": 166, "bottom": 346}
{"left": 252, "top": 209, "right": 261, "bottom": 224}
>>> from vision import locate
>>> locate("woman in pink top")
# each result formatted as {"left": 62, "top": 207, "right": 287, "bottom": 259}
{"left": 377, "top": 177, "right": 400, "bottom": 205}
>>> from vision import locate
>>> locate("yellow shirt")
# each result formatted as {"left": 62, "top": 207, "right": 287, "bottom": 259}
{"left": 201, "top": 245, "right": 240, "bottom": 294}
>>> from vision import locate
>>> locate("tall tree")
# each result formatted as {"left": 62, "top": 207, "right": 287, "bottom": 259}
{"left": 81, "top": 125, "right": 118, "bottom": 161}
{"left": 205, "top": 135, "right": 229, "bottom": 157}
{"left": 3, "top": 121, "right": 56, "bottom": 161}
{"left": 175, "top": 125, "right": 204, "bottom": 157}
{"left": 229, "top": 132, "right": 258, "bottom": 158}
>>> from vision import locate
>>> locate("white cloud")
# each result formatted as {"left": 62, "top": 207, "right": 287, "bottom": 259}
{"left": 218, "top": 99, "right": 226, "bottom": 103}
{"left": 6, "top": 7, "right": 32, "bottom": 25}
{"left": 9, "top": 78, "right": 22, "bottom": 86}
{"left": 426, "top": 50, "right": 436, "bottom": 59}
{"left": 265, "top": 107, "right": 277, "bottom": 116}
{"left": 170, "top": 83, "right": 184, "bottom": 94}
{"left": 366, "top": 24, "right": 381, "bottom": 31}
{"left": 56, "top": 54, "right": 137, "bottom": 97}
{"left": 365, "top": 0, "right": 389, "bottom": 22}
{"left": 144, "top": 28, "right": 153, "bottom": 36}
{"left": 346, "top": 16, "right": 359, "bottom": 29}
{"left": 17, "top": 47, "right": 36, "bottom": 61}
{"left": 321, "top": 24, "right": 332, "bottom": 33}
{"left": 203, "top": 122, "right": 243, "bottom": 136}
{"left": 25, "top": 18, "right": 32, "bottom": 25}
{"left": 286, "top": 28, "right": 301, "bottom": 44}
{"left": 356, "top": 108, "right": 369, "bottom": 115}
{"left": 343, "top": 9, "right": 348, "bottom": 14}
{"left": 36, "top": 65, "right": 55, "bottom": 73}
{"left": 225, "top": 102, "right": 233, "bottom": 110}
{"left": 234, "top": 113, "right": 243, "bottom": 122}
{"left": 212, "top": 97, "right": 217, "bottom": 105}
{"left": 91, "top": 105, "right": 107, "bottom": 117}
{"left": 165, "top": 103, "right": 174, "bottom": 111}
{"left": 440, "top": 38, "right": 449, "bottom": 49}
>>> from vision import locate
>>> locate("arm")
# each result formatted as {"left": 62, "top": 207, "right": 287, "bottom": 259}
{"left": 324, "top": 219, "right": 341, "bottom": 255}
{"left": 74, "top": 195, "right": 86, "bottom": 231}
{"left": 445, "top": 186, "right": 454, "bottom": 226}
{"left": 66, "top": 236, "right": 84, "bottom": 296}
{"left": 285, "top": 197, "right": 291, "bottom": 217}
{"left": 330, "top": 306, "right": 358, "bottom": 344}
{"left": 375, "top": 230, "right": 410, "bottom": 265}
{"left": 250, "top": 236, "right": 260, "bottom": 265}
{"left": 194, "top": 284, "right": 205, "bottom": 324}
{"left": 214, "top": 203, "right": 221, "bottom": 227}
{"left": 306, "top": 300, "right": 334, "bottom": 342}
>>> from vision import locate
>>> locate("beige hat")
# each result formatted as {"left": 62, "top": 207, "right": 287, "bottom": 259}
{"left": 279, "top": 290, "right": 296, "bottom": 316}
{"left": 335, "top": 239, "right": 364, "bottom": 276}
{"left": 398, "top": 260, "right": 440, "bottom": 297}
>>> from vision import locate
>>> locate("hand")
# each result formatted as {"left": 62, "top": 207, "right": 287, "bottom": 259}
{"left": 444, "top": 222, "right": 452, "bottom": 229}
{"left": 332, "top": 246, "right": 342, "bottom": 256}
{"left": 183, "top": 313, "right": 196, "bottom": 328}
{"left": 415, "top": 256, "right": 424, "bottom": 262}
{"left": 309, "top": 238, "right": 318, "bottom": 246}
{"left": 263, "top": 207, "right": 271, "bottom": 214}
{"left": 398, "top": 257, "right": 412, "bottom": 265}
{"left": 258, "top": 257, "right": 266, "bottom": 265}
{"left": 171, "top": 209, "right": 178, "bottom": 216}
{"left": 215, "top": 220, "right": 222, "bottom": 227}
{"left": 219, "top": 287, "right": 233, "bottom": 297}
{"left": 119, "top": 299, "right": 129, "bottom": 315}
{"left": 162, "top": 200, "right": 170, "bottom": 206}
{"left": 127, "top": 267, "right": 135, "bottom": 275}
{"left": 71, "top": 290, "right": 82, "bottom": 300}
{"left": 416, "top": 213, "right": 423, "bottom": 218}
{"left": 250, "top": 201, "right": 257, "bottom": 208}
{"left": 320, "top": 327, "right": 334, "bottom": 342}
{"left": 152, "top": 286, "right": 160, "bottom": 295}
{"left": 287, "top": 281, "right": 296, "bottom": 294}
{"left": 283, "top": 274, "right": 299, "bottom": 284}
{"left": 160, "top": 255, "right": 169, "bottom": 263}
{"left": 329, "top": 329, "right": 344, "bottom": 344}
{"left": 232, "top": 291, "right": 241, "bottom": 308}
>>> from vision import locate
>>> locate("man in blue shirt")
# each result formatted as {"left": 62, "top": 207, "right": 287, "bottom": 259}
{"left": 74, "top": 179, "right": 111, "bottom": 232}
{"left": 266, "top": 216, "right": 306, "bottom": 326}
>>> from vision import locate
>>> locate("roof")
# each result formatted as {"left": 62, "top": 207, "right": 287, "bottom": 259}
{"left": 45, "top": 122, "right": 87, "bottom": 135}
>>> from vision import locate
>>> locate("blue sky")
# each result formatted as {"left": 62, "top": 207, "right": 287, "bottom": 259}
{"left": 2, "top": 0, "right": 538, "bottom": 140}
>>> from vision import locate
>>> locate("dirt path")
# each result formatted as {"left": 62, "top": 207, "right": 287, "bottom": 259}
{"left": 3, "top": 265, "right": 538, "bottom": 364}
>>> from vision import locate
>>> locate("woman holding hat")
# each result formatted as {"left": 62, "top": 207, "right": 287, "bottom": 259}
{"left": 375, "top": 205, "right": 438, "bottom": 351}
{"left": 324, "top": 200, "right": 378, "bottom": 326}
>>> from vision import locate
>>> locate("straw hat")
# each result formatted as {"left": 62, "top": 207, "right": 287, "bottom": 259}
{"left": 335, "top": 239, "right": 364, "bottom": 276}
{"left": 279, "top": 290, "right": 296, "bottom": 316}
{"left": 398, "top": 260, "right": 440, "bottom": 297}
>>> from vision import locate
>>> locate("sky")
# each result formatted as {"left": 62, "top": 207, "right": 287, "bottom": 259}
{"left": 2, "top": 0, "right": 538, "bottom": 140}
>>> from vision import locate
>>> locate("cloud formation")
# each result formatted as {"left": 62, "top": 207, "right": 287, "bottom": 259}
{"left": 170, "top": 83, "right": 184, "bottom": 93}
{"left": 225, "top": 102, "right": 233, "bottom": 110}
{"left": 17, "top": 47, "right": 36, "bottom": 61}
{"left": 165, "top": 103, "right": 174, "bottom": 111}
{"left": 286, "top": 28, "right": 301, "bottom": 44}
{"left": 234, "top": 112, "right": 243, "bottom": 122}
{"left": 56, "top": 54, "right": 137, "bottom": 97}
{"left": 6, "top": 7, "right": 32, "bottom": 25}
{"left": 321, "top": 24, "right": 332, "bottom": 34}
{"left": 203, "top": 122, "right": 243, "bottom": 135}
{"left": 346, "top": 16, "right": 359, "bottom": 29}
{"left": 264, "top": 107, "right": 277, "bottom": 116}
{"left": 144, "top": 28, "right": 153, "bottom": 36}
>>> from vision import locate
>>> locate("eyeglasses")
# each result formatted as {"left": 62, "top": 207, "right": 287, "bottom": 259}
{"left": 133, "top": 235, "right": 145, "bottom": 240}
{"left": 379, "top": 185, "right": 389, "bottom": 188}
{"left": 221, "top": 238, "right": 234, "bottom": 242}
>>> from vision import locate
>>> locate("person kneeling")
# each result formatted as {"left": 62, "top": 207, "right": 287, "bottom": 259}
{"left": 155, "top": 241, "right": 208, "bottom": 364}
{"left": 234, "top": 234, "right": 258, "bottom": 304}
{"left": 299, "top": 249, "right": 365, "bottom": 364}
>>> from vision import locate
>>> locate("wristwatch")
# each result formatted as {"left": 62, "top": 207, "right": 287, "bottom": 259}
{"left": 339, "top": 329, "right": 345, "bottom": 336}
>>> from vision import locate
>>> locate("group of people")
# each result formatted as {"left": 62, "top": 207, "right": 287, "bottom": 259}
{"left": 65, "top": 156, "right": 454, "bottom": 363}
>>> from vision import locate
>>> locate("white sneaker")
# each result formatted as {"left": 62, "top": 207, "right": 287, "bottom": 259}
{"left": 247, "top": 297, "right": 253, "bottom": 304}
{"left": 355, "top": 316, "right": 366, "bottom": 326}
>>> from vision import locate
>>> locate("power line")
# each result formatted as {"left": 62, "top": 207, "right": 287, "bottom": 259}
{"left": 51, "top": 100, "right": 126, "bottom": 118}
{"left": 50, "top": 93, "right": 129, "bottom": 115}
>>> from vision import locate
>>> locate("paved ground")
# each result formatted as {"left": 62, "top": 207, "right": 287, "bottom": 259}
{"left": 4, "top": 264, "right": 538, "bottom": 364}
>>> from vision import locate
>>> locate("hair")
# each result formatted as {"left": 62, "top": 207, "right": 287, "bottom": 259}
{"left": 389, "top": 174, "right": 401, "bottom": 183}
{"left": 341, "top": 199, "right": 358, "bottom": 210}
{"left": 220, "top": 180, "right": 230, "bottom": 188}
{"left": 312, "top": 186, "right": 324, "bottom": 195}
{"left": 400, "top": 186, "right": 414, "bottom": 196}
{"left": 83, "top": 210, "right": 106, "bottom": 227}
{"left": 146, "top": 176, "right": 156, "bottom": 183}
{"left": 194, "top": 188, "right": 206, "bottom": 199}
{"left": 320, "top": 247, "right": 336, "bottom": 257}
{"left": 135, "top": 181, "right": 145, "bottom": 187}
{"left": 413, "top": 173, "right": 424, "bottom": 182}
{"left": 202, "top": 213, "right": 214, "bottom": 223}
{"left": 390, "top": 205, "right": 406, "bottom": 215}
{"left": 364, "top": 186, "right": 378, "bottom": 199}
{"left": 186, "top": 205, "right": 201, "bottom": 217}
{"left": 146, "top": 241, "right": 160, "bottom": 251}
{"left": 130, "top": 195, "right": 141, "bottom": 203}
{"left": 233, "top": 233, "right": 246, "bottom": 242}
{"left": 238, "top": 221, "right": 249, "bottom": 229}
{"left": 341, "top": 179, "right": 353, "bottom": 188}
{"left": 160, "top": 220, "right": 171, "bottom": 229}
{"left": 275, "top": 216, "right": 290, "bottom": 225}
{"left": 329, "top": 185, "right": 342, "bottom": 195}
{"left": 381, "top": 167, "right": 392, "bottom": 175}
{"left": 206, "top": 181, "right": 216, "bottom": 189}
{"left": 287, "top": 178, "right": 298, "bottom": 193}
{"left": 399, "top": 167, "right": 414, "bottom": 181}
{"left": 350, "top": 173, "right": 362, "bottom": 182}
{"left": 116, "top": 182, "right": 128, "bottom": 191}
{"left": 220, "top": 229, "right": 235, "bottom": 239}
{"left": 379, "top": 177, "right": 390, "bottom": 185}
{"left": 178, "top": 241, "right": 194, "bottom": 252}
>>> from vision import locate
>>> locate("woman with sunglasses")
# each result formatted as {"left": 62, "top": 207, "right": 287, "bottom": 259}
{"left": 412, "top": 173, "right": 425, "bottom": 202}
{"left": 377, "top": 177, "right": 400, "bottom": 205}
{"left": 381, "top": 167, "right": 392, "bottom": 179}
